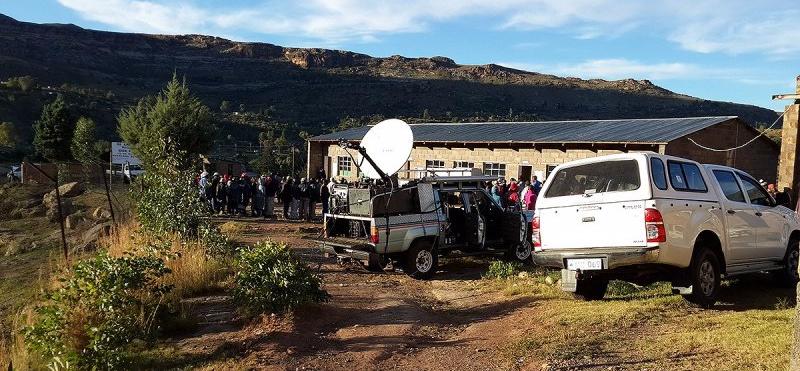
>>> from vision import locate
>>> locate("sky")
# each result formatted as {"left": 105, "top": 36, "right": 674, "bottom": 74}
{"left": 2, "top": 0, "right": 799, "bottom": 112}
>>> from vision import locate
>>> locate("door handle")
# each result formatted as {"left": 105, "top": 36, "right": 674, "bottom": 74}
{"left": 755, "top": 212, "right": 763, "bottom": 217}
{"left": 727, "top": 210, "right": 736, "bottom": 214}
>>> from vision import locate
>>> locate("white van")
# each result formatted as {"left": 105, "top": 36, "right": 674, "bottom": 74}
{"left": 532, "top": 153, "right": 800, "bottom": 307}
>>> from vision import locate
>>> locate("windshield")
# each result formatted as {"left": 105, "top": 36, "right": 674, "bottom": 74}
{"left": 544, "top": 159, "right": 641, "bottom": 198}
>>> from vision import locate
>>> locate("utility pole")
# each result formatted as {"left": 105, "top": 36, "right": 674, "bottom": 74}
{"left": 774, "top": 76, "right": 800, "bottom": 371}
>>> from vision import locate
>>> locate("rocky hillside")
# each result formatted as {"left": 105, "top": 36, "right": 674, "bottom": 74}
{"left": 0, "top": 14, "right": 778, "bottom": 144}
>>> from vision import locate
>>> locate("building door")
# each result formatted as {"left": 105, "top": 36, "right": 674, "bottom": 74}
{"left": 518, "top": 165, "right": 532, "bottom": 181}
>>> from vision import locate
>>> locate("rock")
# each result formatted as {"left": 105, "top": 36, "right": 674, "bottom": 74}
{"left": 544, "top": 276, "right": 555, "bottom": 285}
{"left": 42, "top": 182, "right": 84, "bottom": 209}
{"left": 65, "top": 211, "right": 85, "bottom": 230}
{"left": 46, "top": 199, "right": 72, "bottom": 223}
{"left": 82, "top": 222, "right": 112, "bottom": 245}
{"left": 58, "top": 182, "right": 84, "bottom": 197}
{"left": 92, "top": 207, "right": 111, "bottom": 220}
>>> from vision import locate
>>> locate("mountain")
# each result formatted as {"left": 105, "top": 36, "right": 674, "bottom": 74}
{"left": 0, "top": 14, "right": 779, "bottom": 148}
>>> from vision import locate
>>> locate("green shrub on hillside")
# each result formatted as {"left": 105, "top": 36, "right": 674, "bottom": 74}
{"left": 24, "top": 253, "right": 171, "bottom": 370}
{"left": 233, "top": 241, "right": 328, "bottom": 314}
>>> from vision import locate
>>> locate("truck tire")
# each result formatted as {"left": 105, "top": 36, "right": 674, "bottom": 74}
{"left": 367, "top": 254, "right": 388, "bottom": 272}
{"left": 778, "top": 239, "right": 800, "bottom": 286}
{"left": 682, "top": 248, "right": 721, "bottom": 308}
{"left": 505, "top": 241, "right": 532, "bottom": 263}
{"left": 404, "top": 240, "right": 438, "bottom": 279}
{"left": 573, "top": 277, "right": 608, "bottom": 301}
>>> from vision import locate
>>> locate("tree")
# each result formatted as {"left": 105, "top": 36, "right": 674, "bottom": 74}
{"left": 118, "top": 75, "right": 216, "bottom": 174}
{"left": 0, "top": 122, "right": 16, "bottom": 149}
{"left": 34, "top": 95, "right": 74, "bottom": 162}
{"left": 219, "top": 100, "right": 231, "bottom": 112}
{"left": 71, "top": 117, "right": 100, "bottom": 164}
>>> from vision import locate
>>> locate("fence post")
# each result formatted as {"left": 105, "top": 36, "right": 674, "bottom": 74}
{"left": 27, "top": 162, "right": 69, "bottom": 262}
{"left": 53, "top": 166, "right": 69, "bottom": 262}
{"left": 100, "top": 163, "right": 116, "bottom": 226}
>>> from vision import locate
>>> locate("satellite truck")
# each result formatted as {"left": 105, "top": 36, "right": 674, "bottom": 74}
{"left": 317, "top": 119, "right": 532, "bottom": 279}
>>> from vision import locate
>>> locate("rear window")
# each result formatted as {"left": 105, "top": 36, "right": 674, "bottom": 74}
{"left": 371, "top": 187, "right": 421, "bottom": 217}
{"left": 668, "top": 161, "right": 708, "bottom": 192}
{"left": 650, "top": 158, "right": 667, "bottom": 190}
{"left": 544, "top": 160, "right": 640, "bottom": 198}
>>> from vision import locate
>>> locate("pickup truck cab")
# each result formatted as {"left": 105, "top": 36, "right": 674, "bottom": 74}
{"left": 318, "top": 175, "right": 531, "bottom": 279}
{"left": 532, "top": 153, "right": 800, "bottom": 307}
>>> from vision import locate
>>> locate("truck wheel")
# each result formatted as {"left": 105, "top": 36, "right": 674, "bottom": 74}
{"left": 682, "top": 248, "right": 721, "bottom": 308}
{"left": 778, "top": 239, "right": 800, "bottom": 286}
{"left": 505, "top": 241, "right": 532, "bottom": 263}
{"left": 573, "top": 277, "right": 608, "bottom": 301}
{"left": 367, "top": 254, "right": 389, "bottom": 272}
{"left": 404, "top": 240, "right": 438, "bottom": 279}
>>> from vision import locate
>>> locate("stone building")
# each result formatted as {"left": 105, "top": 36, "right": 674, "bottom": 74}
{"left": 307, "top": 116, "right": 779, "bottom": 182}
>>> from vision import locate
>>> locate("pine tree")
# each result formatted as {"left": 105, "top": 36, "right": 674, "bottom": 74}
{"left": 118, "top": 75, "right": 216, "bottom": 173}
{"left": 71, "top": 117, "right": 100, "bottom": 164}
{"left": 0, "top": 122, "right": 15, "bottom": 149}
{"left": 34, "top": 95, "right": 74, "bottom": 162}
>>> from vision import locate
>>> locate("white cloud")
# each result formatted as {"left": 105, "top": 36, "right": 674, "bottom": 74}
{"left": 56, "top": 0, "right": 800, "bottom": 55}
{"left": 499, "top": 59, "right": 740, "bottom": 81}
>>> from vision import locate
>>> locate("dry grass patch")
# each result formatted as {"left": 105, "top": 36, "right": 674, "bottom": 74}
{"left": 101, "top": 222, "right": 230, "bottom": 304}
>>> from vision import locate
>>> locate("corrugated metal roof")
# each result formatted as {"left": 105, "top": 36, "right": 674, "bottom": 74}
{"left": 309, "top": 116, "right": 739, "bottom": 144}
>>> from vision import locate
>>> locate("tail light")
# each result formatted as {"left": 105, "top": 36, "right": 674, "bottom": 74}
{"left": 644, "top": 208, "right": 666, "bottom": 243}
{"left": 370, "top": 225, "right": 380, "bottom": 244}
{"left": 531, "top": 216, "right": 541, "bottom": 248}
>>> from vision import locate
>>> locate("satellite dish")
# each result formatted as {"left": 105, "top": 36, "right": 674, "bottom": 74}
{"left": 358, "top": 119, "right": 414, "bottom": 179}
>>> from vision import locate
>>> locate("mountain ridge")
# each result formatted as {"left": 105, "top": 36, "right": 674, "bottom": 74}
{"left": 0, "top": 14, "right": 778, "bottom": 146}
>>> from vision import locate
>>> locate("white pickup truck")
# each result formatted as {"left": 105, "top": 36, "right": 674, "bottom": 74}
{"left": 532, "top": 153, "right": 800, "bottom": 307}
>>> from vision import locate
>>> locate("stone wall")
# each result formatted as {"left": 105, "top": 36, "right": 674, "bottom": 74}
{"left": 308, "top": 118, "right": 779, "bottom": 182}
{"left": 313, "top": 142, "right": 660, "bottom": 181}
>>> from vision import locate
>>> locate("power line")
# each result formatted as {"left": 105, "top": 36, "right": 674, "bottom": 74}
{"left": 687, "top": 107, "right": 788, "bottom": 152}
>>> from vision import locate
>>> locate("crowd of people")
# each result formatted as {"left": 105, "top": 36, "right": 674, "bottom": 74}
{"left": 487, "top": 175, "right": 543, "bottom": 211}
{"left": 196, "top": 170, "right": 338, "bottom": 221}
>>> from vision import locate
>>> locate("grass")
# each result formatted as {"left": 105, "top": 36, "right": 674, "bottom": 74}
{"left": 102, "top": 222, "right": 231, "bottom": 305}
{"left": 488, "top": 271, "right": 795, "bottom": 370}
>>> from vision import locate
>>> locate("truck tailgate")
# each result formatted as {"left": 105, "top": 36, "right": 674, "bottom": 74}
{"left": 539, "top": 200, "right": 648, "bottom": 249}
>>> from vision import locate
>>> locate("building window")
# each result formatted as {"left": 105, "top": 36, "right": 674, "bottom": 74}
{"left": 454, "top": 161, "right": 474, "bottom": 169}
{"left": 426, "top": 160, "right": 445, "bottom": 168}
{"left": 337, "top": 156, "right": 352, "bottom": 177}
{"left": 545, "top": 164, "right": 558, "bottom": 179}
{"left": 483, "top": 162, "right": 506, "bottom": 177}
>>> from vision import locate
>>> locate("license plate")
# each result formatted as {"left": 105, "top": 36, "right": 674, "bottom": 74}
{"left": 566, "top": 258, "right": 603, "bottom": 270}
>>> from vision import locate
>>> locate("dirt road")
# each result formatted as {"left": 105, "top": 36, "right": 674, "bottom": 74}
{"left": 155, "top": 218, "right": 793, "bottom": 371}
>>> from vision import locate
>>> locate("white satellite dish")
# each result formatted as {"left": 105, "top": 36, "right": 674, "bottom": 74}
{"left": 358, "top": 119, "right": 414, "bottom": 179}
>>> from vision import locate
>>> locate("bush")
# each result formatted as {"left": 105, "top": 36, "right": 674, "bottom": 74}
{"left": 484, "top": 260, "right": 523, "bottom": 279}
{"left": 24, "top": 253, "right": 171, "bottom": 370}
{"left": 233, "top": 241, "right": 328, "bottom": 314}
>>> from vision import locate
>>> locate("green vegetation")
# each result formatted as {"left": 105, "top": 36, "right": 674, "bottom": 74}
{"left": 233, "top": 241, "right": 328, "bottom": 314}
{"left": 33, "top": 95, "right": 74, "bottom": 162}
{"left": 24, "top": 252, "right": 171, "bottom": 370}
{"left": 70, "top": 117, "right": 100, "bottom": 164}
{"left": 0, "top": 122, "right": 16, "bottom": 149}
{"left": 484, "top": 260, "right": 523, "bottom": 279}
{"left": 118, "top": 75, "right": 216, "bottom": 173}
{"left": 3, "top": 76, "right": 36, "bottom": 92}
{"left": 219, "top": 100, "right": 231, "bottom": 112}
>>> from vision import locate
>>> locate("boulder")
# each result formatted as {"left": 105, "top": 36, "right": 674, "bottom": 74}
{"left": 42, "top": 182, "right": 84, "bottom": 209}
{"left": 92, "top": 207, "right": 112, "bottom": 220}
{"left": 46, "top": 198, "right": 73, "bottom": 223}
{"left": 65, "top": 211, "right": 85, "bottom": 230}
{"left": 58, "top": 182, "right": 84, "bottom": 198}
{"left": 82, "top": 222, "right": 112, "bottom": 246}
